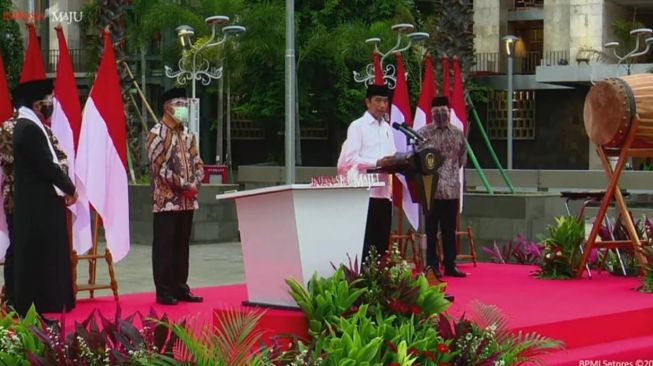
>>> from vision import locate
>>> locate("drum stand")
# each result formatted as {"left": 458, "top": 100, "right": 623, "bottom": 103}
{"left": 576, "top": 116, "right": 649, "bottom": 278}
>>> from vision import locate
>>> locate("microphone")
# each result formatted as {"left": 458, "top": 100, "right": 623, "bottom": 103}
{"left": 392, "top": 122, "right": 425, "bottom": 142}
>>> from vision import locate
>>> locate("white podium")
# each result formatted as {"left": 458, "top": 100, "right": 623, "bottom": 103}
{"left": 216, "top": 184, "right": 378, "bottom": 308}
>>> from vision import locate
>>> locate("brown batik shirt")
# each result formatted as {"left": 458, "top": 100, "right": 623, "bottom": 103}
{"left": 146, "top": 119, "right": 204, "bottom": 213}
{"left": 0, "top": 118, "right": 69, "bottom": 214}
{"left": 416, "top": 123, "right": 466, "bottom": 200}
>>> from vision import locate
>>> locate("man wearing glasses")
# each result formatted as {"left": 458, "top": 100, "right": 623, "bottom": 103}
{"left": 11, "top": 78, "right": 77, "bottom": 318}
{"left": 146, "top": 88, "right": 204, "bottom": 305}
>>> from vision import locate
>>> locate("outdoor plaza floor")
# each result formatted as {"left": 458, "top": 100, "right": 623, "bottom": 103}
{"left": 0, "top": 242, "right": 246, "bottom": 299}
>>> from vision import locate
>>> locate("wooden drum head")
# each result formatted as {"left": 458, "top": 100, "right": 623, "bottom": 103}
{"left": 583, "top": 78, "right": 635, "bottom": 147}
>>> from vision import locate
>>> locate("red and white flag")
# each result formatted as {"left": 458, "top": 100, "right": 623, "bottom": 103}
{"left": 0, "top": 51, "right": 12, "bottom": 123}
{"left": 76, "top": 31, "right": 130, "bottom": 262}
{"left": 51, "top": 26, "right": 92, "bottom": 255}
{"left": 390, "top": 53, "right": 419, "bottom": 229}
{"left": 451, "top": 58, "right": 467, "bottom": 132}
{"left": 413, "top": 54, "right": 435, "bottom": 131}
{"left": 0, "top": 51, "right": 11, "bottom": 260}
{"left": 451, "top": 58, "right": 467, "bottom": 212}
{"left": 20, "top": 23, "right": 46, "bottom": 82}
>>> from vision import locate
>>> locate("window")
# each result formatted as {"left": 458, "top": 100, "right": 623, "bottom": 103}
{"left": 487, "top": 90, "right": 535, "bottom": 140}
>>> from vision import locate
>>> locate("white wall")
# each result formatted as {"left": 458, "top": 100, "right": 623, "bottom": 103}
{"left": 474, "top": 0, "right": 502, "bottom": 53}
{"left": 47, "top": 0, "right": 86, "bottom": 51}
{"left": 543, "top": 0, "right": 570, "bottom": 54}
{"left": 568, "top": 0, "right": 605, "bottom": 62}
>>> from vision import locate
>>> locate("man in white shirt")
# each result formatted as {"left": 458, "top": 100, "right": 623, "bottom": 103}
{"left": 337, "top": 84, "right": 397, "bottom": 263}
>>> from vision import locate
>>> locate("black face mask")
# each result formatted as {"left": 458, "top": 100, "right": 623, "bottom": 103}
{"left": 40, "top": 103, "right": 54, "bottom": 119}
{"left": 433, "top": 109, "right": 450, "bottom": 128}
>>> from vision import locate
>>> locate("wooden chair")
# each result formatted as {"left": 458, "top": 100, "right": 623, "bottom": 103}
{"left": 455, "top": 224, "right": 478, "bottom": 266}
{"left": 427, "top": 212, "right": 478, "bottom": 268}
{"left": 436, "top": 225, "right": 478, "bottom": 266}
{"left": 69, "top": 212, "right": 119, "bottom": 301}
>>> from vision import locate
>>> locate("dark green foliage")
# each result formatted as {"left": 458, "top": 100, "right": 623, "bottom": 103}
{"left": 424, "top": 0, "right": 475, "bottom": 88}
{"left": 0, "top": 1, "right": 24, "bottom": 88}
{"left": 285, "top": 245, "right": 562, "bottom": 365}
{"left": 536, "top": 216, "right": 585, "bottom": 279}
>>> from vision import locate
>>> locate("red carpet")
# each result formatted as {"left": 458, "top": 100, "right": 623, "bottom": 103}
{"left": 49, "top": 285, "right": 250, "bottom": 331}
{"left": 58, "top": 263, "right": 653, "bottom": 363}
{"left": 447, "top": 263, "right": 653, "bottom": 364}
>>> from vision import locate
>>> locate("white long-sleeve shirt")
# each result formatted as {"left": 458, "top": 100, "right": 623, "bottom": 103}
{"left": 337, "top": 111, "right": 396, "bottom": 200}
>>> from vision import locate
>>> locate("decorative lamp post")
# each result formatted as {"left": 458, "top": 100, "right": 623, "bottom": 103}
{"left": 353, "top": 23, "right": 429, "bottom": 88}
{"left": 604, "top": 28, "right": 653, "bottom": 75}
{"left": 165, "top": 16, "right": 246, "bottom": 153}
{"left": 502, "top": 35, "right": 518, "bottom": 170}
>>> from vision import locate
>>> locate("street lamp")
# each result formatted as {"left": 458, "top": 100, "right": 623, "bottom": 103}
{"left": 604, "top": 28, "right": 653, "bottom": 75}
{"left": 165, "top": 16, "right": 246, "bottom": 153}
{"left": 353, "top": 23, "right": 430, "bottom": 88}
{"left": 502, "top": 35, "right": 518, "bottom": 170}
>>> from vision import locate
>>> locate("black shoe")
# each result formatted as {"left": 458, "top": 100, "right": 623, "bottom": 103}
{"left": 156, "top": 294, "right": 178, "bottom": 305}
{"left": 444, "top": 267, "right": 467, "bottom": 278}
{"left": 177, "top": 292, "right": 203, "bottom": 303}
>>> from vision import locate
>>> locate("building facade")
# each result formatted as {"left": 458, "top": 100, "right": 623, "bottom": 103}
{"left": 471, "top": 0, "right": 653, "bottom": 170}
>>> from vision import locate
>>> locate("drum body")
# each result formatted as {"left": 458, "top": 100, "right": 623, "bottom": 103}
{"left": 584, "top": 73, "right": 653, "bottom": 148}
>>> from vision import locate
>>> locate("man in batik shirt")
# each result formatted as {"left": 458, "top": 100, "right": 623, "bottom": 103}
{"left": 146, "top": 88, "right": 204, "bottom": 305}
{"left": 417, "top": 96, "right": 467, "bottom": 279}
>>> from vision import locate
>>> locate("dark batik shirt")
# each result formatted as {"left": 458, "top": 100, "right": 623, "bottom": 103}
{"left": 416, "top": 123, "right": 466, "bottom": 200}
{"left": 146, "top": 120, "right": 204, "bottom": 213}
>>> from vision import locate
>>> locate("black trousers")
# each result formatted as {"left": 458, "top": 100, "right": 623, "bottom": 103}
{"left": 3, "top": 214, "right": 13, "bottom": 306}
{"left": 425, "top": 199, "right": 459, "bottom": 270}
{"left": 362, "top": 198, "right": 392, "bottom": 263}
{"left": 152, "top": 210, "right": 194, "bottom": 297}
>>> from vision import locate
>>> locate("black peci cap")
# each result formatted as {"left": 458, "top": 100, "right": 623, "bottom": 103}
{"left": 12, "top": 78, "right": 54, "bottom": 107}
{"left": 431, "top": 96, "right": 449, "bottom": 107}
{"left": 366, "top": 84, "right": 390, "bottom": 99}
{"left": 161, "top": 87, "right": 187, "bottom": 106}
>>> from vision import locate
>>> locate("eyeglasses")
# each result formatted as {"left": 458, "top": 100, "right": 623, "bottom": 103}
{"left": 41, "top": 95, "right": 53, "bottom": 105}
{"left": 168, "top": 98, "right": 188, "bottom": 107}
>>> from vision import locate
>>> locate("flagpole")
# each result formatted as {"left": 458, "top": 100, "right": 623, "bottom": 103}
{"left": 285, "top": 0, "right": 296, "bottom": 184}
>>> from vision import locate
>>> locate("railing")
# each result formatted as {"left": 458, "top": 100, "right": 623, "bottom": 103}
{"left": 231, "top": 119, "right": 265, "bottom": 140}
{"left": 473, "top": 51, "right": 542, "bottom": 74}
{"left": 541, "top": 50, "right": 570, "bottom": 66}
{"left": 47, "top": 48, "right": 87, "bottom": 73}
{"left": 515, "top": 51, "right": 541, "bottom": 74}
{"left": 472, "top": 52, "right": 500, "bottom": 74}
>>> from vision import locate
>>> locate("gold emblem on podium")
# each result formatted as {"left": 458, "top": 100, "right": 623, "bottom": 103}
{"left": 425, "top": 152, "right": 436, "bottom": 170}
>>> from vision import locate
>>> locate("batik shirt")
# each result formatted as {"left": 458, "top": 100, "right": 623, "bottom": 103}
{"left": 0, "top": 118, "right": 69, "bottom": 214}
{"left": 146, "top": 119, "right": 204, "bottom": 213}
{"left": 416, "top": 123, "right": 466, "bottom": 200}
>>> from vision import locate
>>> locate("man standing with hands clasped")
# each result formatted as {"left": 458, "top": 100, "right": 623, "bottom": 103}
{"left": 418, "top": 96, "right": 467, "bottom": 279}
{"left": 147, "top": 88, "right": 204, "bottom": 305}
